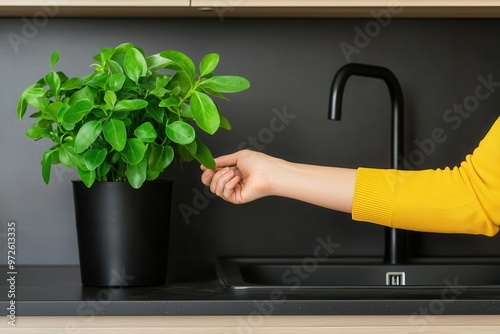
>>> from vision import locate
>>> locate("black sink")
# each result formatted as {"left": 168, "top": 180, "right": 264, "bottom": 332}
{"left": 216, "top": 257, "right": 500, "bottom": 289}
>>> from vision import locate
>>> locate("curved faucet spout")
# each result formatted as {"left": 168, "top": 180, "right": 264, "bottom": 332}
{"left": 329, "top": 63, "right": 404, "bottom": 170}
{"left": 329, "top": 63, "right": 405, "bottom": 264}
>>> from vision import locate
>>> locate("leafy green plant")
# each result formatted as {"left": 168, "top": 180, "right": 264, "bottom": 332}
{"left": 17, "top": 43, "right": 250, "bottom": 188}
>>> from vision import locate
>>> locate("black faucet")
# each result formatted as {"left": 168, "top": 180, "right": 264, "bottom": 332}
{"left": 329, "top": 63, "right": 406, "bottom": 265}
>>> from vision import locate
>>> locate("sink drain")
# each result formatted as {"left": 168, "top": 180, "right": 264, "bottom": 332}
{"left": 386, "top": 272, "right": 406, "bottom": 286}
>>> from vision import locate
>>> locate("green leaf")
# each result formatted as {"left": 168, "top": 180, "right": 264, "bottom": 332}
{"left": 86, "top": 72, "right": 108, "bottom": 90}
{"left": 83, "top": 148, "right": 107, "bottom": 170}
{"left": 199, "top": 53, "right": 219, "bottom": 77}
{"left": 219, "top": 113, "right": 232, "bottom": 130}
{"left": 37, "top": 118, "right": 53, "bottom": 129}
{"left": 185, "top": 140, "right": 197, "bottom": 155}
{"left": 199, "top": 76, "right": 250, "bottom": 93}
{"left": 190, "top": 91, "right": 220, "bottom": 135}
{"left": 167, "top": 71, "right": 192, "bottom": 98}
{"left": 127, "top": 156, "right": 147, "bottom": 189}
{"left": 99, "top": 47, "right": 115, "bottom": 64}
{"left": 92, "top": 108, "right": 108, "bottom": 118}
{"left": 121, "top": 138, "right": 147, "bottom": 165}
{"left": 51, "top": 149, "right": 60, "bottom": 164}
{"left": 146, "top": 170, "right": 160, "bottom": 181}
{"left": 146, "top": 104, "right": 165, "bottom": 123}
{"left": 26, "top": 125, "right": 51, "bottom": 139}
{"left": 50, "top": 51, "right": 59, "bottom": 71}
{"left": 116, "top": 160, "right": 126, "bottom": 179}
{"left": 105, "top": 73, "right": 126, "bottom": 92}
{"left": 97, "top": 160, "right": 111, "bottom": 179}
{"left": 180, "top": 103, "right": 193, "bottom": 118}
{"left": 78, "top": 167, "right": 96, "bottom": 188}
{"left": 134, "top": 122, "right": 157, "bottom": 142}
{"left": 104, "top": 90, "right": 117, "bottom": 108}
{"left": 41, "top": 150, "right": 54, "bottom": 184}
{"left": 170, "top": 83, "right": 181, "bottom": 96}
{"left": 112, "top": 43, "right": 135, "bottom": 59}
{"left": 192, "top": 137, "right": 216, "bottom": 169}
{"left": 150, "top": 87, "right": 168, "bottom": 98}
{"left": 124, "top": 48, "right": 148, "bottom": 83}
{"left": 159, "top": 96, "right": 181, "bottom": 108}
{"left": 27, "top": 97, "right": 48, "bottom": 112}
{"left": 62, "top": 121, "right": 75, "bottom": 131}
{"left": 149, "top": 144, "right": 174, "bottom": 172}
{"left": 103, "top": 119, "right": 127, "bottom": 151}
{"left": 56, "top": 71, "right": 68, "bottom": 83}
{"left": 110, "top": 151, "right": 121, "bottom": 164}
{"left": 16, "top": 94, "right": 28, "bottom": 120}
{"left": 178, "top": 144, "right": 194, "bottom": 162}
{"left": 24, "top": 87, "right": 47, "bottom": 98}
{"left": 44, "top": 101, "right": 64, "bottom": 121}
{"left": 23, "top": 87, "right": 47, "bottom": 111}
{"left": 160, "top": 50, "right": 196, "bottom": 84}
{"left": 62, "top": 100, "right": 94, "bottom": 124}
{"left": 74, "top": 120, "right": 103, "bottom": 153}
{"left": 107, "top": 59, "right": 124, "bottom": 74}
{"left": 156, "top": 75, "right": 171, "bottom": 88}
{"left": 139, "top": 73, "right": 158, "bottom": 91}
{"left": 60, "top": 77, "right": 84, "bottom": 91}
{"left": 114, "top": 99, "right": 148, "bottom": 112}
{"left": 68, "top": 86, "right": 93, "bottom": 106}
{"left": 59, "top": 142, "right": 81, "bottom": 167}
{"left": 45, "top": 71, "right": 61, "bottom": 96}
{"left": 112, "top": 110, "right": 131, "bottom": 120}
{"left": 29, "top": 111, "right": 42, "bottom": 118}
{"left": 198, "top": 86, "right": 228, "bottom": 100}
{"left": 166, "top": 121, "right": 195, "bottom": 145}
{"left": 57, "top": 104, "right": 70, "bottom": 123}
{"left": 146, "top": 54, "right": 173, "bottom": 71}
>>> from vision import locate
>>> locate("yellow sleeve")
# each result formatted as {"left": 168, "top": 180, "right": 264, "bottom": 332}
{"left": 352, "top": 117, "right": 500, "bottom": 236}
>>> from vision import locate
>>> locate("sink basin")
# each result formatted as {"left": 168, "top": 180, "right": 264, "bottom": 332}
{"left": 216, "top": 257, "right": 500, "bottom": 289}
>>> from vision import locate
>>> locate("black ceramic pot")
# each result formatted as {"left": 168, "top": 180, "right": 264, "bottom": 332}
{"left": 72, "top": 180, "right": 172, "bottom": 287}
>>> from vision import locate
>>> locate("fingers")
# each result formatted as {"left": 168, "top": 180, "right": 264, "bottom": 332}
{"left": 200, "top": 150, "right": 248, "bottom": 203}
{"left": 202, "top": 167, "right": 242, "bottom": 203}
{"left": 223, "top": 175, "right": 241, "bottom": 200}
{"left": 210, "top": 167, "right": 234, "bottom": 196}
{"left": 200, "top": 151, "right": 240, "bottom": 186}
{"left": 200, "top": 167, "right": 214, "bottom": 186}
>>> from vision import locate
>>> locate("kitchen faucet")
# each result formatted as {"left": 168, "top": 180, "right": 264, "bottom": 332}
{"left": 329, "top": 63, "right": 406, "bottom": 265}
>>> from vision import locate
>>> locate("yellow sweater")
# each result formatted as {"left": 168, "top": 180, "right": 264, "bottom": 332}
{"left": 352, "top": 117, "right": 500, "bottom": 236}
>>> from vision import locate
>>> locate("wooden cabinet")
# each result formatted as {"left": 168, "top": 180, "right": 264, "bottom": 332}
{"left": 0, "top": 0, "right": 189, "bottom": 5}
{"left": 190, "top": 1, "right": 500, "bottom": 18}
{"left": 192, "top": 0, "right": 500, "bottom": 6}
{"left": 1, "top": 315, "right": 500, "bottom": 333}
{"left": 1, "top": 0, "right": 500, "bottom": 17}
{"left": 0, "top": 0, "right": 191, "bottom": 17}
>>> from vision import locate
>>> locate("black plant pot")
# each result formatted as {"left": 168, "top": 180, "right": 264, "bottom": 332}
{"left": 72, "top": 180, "right": 172, "bottom": 287}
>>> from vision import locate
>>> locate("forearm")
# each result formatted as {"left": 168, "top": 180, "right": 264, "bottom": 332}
{"left": 352, "top": 117, "right": 500, "bottom": 236}
{"left": 353, "top": 167, "right": 499, "bottom": 236}
{"left": 268, "top": 159, "right": 357, "bottom": 213}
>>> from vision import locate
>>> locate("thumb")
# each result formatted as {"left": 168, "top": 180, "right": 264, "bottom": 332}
{"left": 214, "top": 152, "right": 239, "bottom": 168}
{"left": 200, "top": 151, "right": 241, "bottom": 172}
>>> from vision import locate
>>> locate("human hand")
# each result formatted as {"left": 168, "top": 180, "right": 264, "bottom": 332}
{"left": 201, "top": 150, "right": 278, "bottom": 204}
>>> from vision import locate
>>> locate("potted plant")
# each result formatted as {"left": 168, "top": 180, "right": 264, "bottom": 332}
{"left": 17, "top": 43, "right": 250, "bottom": 286}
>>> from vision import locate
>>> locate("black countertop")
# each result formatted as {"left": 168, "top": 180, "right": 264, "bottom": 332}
{"left": 1, "top": 266, "right": 500, "bottom": 316}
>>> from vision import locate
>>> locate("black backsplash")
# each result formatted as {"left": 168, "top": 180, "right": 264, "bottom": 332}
{"left": 1, "top": 18, "right": 499, "bottom": 282}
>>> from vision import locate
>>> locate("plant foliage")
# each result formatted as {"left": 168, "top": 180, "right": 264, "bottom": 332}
{"left": 17, "top": 43, "right": 250, "bottom": 188}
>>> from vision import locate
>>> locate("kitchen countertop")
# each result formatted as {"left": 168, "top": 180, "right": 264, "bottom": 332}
{"left": 1, "top": 266, "right": 500, "bottom": 316}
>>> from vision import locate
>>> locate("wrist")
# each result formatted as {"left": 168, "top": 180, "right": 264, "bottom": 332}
{"left": 266, "top": 157, "right": 295, "bottom": 198}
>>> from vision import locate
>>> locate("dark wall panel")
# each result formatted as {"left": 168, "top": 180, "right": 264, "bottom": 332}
{"left": 1, "top": 18, "right": 499, "bottom": 282}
